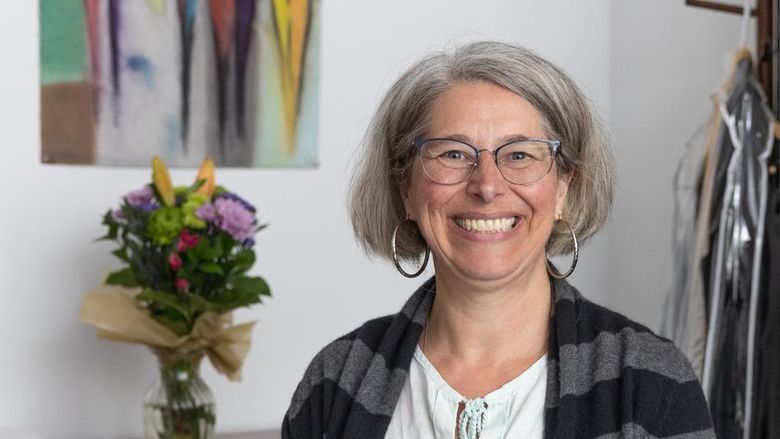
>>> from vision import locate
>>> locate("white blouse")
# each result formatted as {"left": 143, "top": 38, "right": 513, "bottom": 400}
{"left": 385, "top": 347, "right": 547, "bottom": 439}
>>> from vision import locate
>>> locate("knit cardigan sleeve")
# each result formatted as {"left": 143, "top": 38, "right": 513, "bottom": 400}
{"left": 543, "top": 281, "right": 715, "bottom": 438}
{"left": 282, "top": 279, "right": 435, "bottom": 439}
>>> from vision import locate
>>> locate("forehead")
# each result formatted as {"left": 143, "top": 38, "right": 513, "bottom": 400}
{"left": 426, "top": 81, "right": 545, "bottom": 139}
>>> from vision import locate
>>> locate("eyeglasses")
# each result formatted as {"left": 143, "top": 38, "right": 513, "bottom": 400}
{"left": 412, "top": 138, "right": 561, "bottom": 185}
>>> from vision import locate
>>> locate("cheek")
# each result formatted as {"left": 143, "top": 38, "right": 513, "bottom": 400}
{"left": 408, "top": 185, "right": 451, "bottom": 222}
{"left": 406, "top": 166, "right": 450, "bottom": 216}
{"left": 522, "top": 184, "right": 561, "bottom": 217}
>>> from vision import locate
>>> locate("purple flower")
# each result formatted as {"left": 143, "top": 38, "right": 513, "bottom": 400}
{"left": 139, "top": 203, "right": 158, "bottom": 213}
{"left": 216, "top": 192, "right": 256, "bottom": 213}
{"left": 195, "top": 203, "right": 219, "bottom": 223}
{"left": 215, "top": 198, "right": 255, "bottom": 241}
{"left": 124, "top": 185, "right": 157, "bottom": 208}
{"left": 111, "top": 208, "right": 124, "bottom": 221}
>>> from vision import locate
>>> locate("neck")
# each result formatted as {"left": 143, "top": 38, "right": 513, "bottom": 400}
{"left": 423, "top": 260, "right": 553, "bottom": 367}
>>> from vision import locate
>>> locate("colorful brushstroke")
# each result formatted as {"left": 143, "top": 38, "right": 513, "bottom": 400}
{"left": 40, "top": 0, "right": 96, "bottom": 164}
{"left": 40, "top": 0, "right": 87, "bottom": 83}
{"left": 84, "top": 0, "right": 101, "bottom": 117}
{"left": 271, "top": 0, "right": 312, "bottom": 153}
{"left": 108, "top": 0, "right": 121, "bottom": 124}
{"left": 145, "top": 0, "right": 167, "bottom": 15}
{"left": 208, "top": 0, "right": 236, "bottom": 155}
{"left": 177, "top": 0, "right": 197, "bottom": 146}
{"left": 234, "top": 0, "right": 257, "bottom": 137}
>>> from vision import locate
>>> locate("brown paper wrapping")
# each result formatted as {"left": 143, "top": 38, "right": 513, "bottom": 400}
{"left": 79, "top": 285, "right": 255, "bottom": 382}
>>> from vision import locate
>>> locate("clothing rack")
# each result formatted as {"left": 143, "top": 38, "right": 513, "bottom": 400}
{"left": 687, "top": 0, "right": 780, "bottom": 180}
{"left": 680, "top": 3, "right": 780, "bottom": 439}
{"left": 686, "top": 0, "right": 778, "bottom": 115}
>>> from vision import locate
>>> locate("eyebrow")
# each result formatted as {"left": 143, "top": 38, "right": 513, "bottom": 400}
{"left": 435, "top": 133, "right": 533, "bottom": 145}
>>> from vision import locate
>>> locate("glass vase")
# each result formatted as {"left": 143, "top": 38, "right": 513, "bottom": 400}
{"left": 143, "top": 347, "right": 216, "bottom": 439}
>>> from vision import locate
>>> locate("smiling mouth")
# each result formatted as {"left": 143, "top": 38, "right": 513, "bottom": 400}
{"left": 454, "top": 216, "right": 519, "bottom": 233}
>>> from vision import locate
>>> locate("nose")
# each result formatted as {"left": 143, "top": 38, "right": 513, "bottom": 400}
{"left": 466, "top": 150, "right": 506, "bottom": 202}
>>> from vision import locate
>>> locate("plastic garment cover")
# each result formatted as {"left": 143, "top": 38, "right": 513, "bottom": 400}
{"left": 701, "top": 57, "right": 774, "bottom": 439}
{"left": 662, "top": 113, "right": 721, "bottom": 379}
{"left": 752, "top": 187, "right": 780, "bottom": 438}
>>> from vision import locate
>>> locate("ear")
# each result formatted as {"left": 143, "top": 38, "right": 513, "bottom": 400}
{"left": 555, "top": 172, "right": 573, "bottom": 219}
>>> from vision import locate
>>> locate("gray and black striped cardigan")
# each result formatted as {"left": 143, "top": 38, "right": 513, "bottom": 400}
{"left": 283, "top": 277, "right": 715, "bottom": 438}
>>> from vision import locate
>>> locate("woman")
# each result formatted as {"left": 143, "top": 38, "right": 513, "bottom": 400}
{"left": 283, "top": 41, "right": 714, "bottom": 438}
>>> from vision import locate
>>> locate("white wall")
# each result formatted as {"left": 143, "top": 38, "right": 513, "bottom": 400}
{"left": 0, "top": 0, "right": 756, "bottom": 438}
{"left": 0, "top": 0, "right": 749, "bottom": 437}
{"left": 608, "top": 0, "right": 749, "bottom": 328}
{"left": 0, "top": 1, "right": 611, "bottom": 437}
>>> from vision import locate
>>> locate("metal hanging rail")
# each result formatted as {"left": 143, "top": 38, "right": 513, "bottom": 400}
{"left": 685, "top": 0, "right": 774, "bottom": 108}
{"left": 686, "top": 0, "right": 757, "bottom": 15}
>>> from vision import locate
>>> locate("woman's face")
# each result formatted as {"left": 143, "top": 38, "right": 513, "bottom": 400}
{"left": 401, "top": 81, "right": 569, "bottom": 286}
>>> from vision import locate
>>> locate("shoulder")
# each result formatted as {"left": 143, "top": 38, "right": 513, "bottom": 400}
{"left": 283, "top": 314, "right": 398, "bottom": 432}
{"left": 554, "top": 279, "right": 697, "bottom": 382}
{"left": 304, "top": 313, "right": 398, "bottom": 381}
{"left": 550, "top": 280, "right": 714, "bottom": 437}
{"left": 287, "top": 278, "right": 434, "bottom": 402}
{"left": 308, "top": 278, "right": 434, "bottom": 378}
{"left": 284, "top": 281, "right": 433, "bottom": 434}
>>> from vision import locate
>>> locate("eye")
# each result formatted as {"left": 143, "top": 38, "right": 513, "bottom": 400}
{"left": 420, "top": 140, "right": 475, "bottom": 164}
{"left": 508, "top": 151, "right": 529, "bottom": 161}
{"left": 443, "top": 150, "right": 467, "bottom": 160}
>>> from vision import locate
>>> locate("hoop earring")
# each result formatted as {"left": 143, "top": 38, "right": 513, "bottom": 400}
{"left": 546, "top": 218, "right": 579, "bottom": 279}
{"left": 391, "top": 219, "right": 430, "bottom": 278}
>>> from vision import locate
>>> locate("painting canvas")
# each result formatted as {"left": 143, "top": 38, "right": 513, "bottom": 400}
{"left": 39, "top": 0, "right": 320, "bottom": 167}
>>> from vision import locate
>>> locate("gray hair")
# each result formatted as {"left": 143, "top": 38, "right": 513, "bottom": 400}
{"left": 349, "top": 41, "right": 614, "bottom": 263}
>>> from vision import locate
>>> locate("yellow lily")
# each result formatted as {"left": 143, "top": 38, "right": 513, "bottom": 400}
{"left": 194, "top": 157, "right": 215, "bottom": 197}
{"left": 151, "top": 156, "right": 175, "bottom": 206}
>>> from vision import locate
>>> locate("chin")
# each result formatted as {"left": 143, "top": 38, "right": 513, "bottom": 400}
{"left": 451, "top": 261, "right": 523, "bottom": 284}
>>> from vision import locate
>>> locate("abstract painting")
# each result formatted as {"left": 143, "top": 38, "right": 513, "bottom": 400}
{"left": 40, "top": 0, "right": 320, "bottom": 167}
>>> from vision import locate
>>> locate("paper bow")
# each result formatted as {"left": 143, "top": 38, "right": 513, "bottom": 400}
{"left": 79, "top": 285, "right": 255, "bottom": 381}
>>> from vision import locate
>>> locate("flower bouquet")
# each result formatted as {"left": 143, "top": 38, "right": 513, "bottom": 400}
{"left": 80, "top": 157, "right": 270, "bottom": 439}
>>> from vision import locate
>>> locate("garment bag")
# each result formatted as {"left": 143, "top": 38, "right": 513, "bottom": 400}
{"left": 700, "top": 56, "right": 774, "bottom": 439}
{"left": 663, "top": 104, "right": 724, "bottom": 379}
{"left": 752, "top": 182, "right": 780, "bottom": 438}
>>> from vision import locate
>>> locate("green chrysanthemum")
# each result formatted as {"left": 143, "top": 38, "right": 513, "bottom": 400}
{"left": 147, "top": 206, "right": 183, "bottom": 245}
{"left": 182, "top": 192, "right": 209, "bottom": 229}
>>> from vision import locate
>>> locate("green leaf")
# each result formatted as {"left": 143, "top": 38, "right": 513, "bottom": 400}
{"left": 137, "top": 289, "right": 191, "bottom": 322}
{"left": 207, "top": 290, "right": 255, "bottom": 312}
{"left": 205, "top": 276, "right": 269, "bottom": 312}
{"left": 190, "top": 178, "right": 206, "bottom": 192}
{"left": 230, "top": 250, "right": 255, "bottom": 274}
{"left": 97, "top": 210, "right": 120, "bottom": 241}
{"left": 112, "top": 247, "right": 130, "bottom": 262}
{"left": 223, "top": 276, "right": 271, "bottom": 309}
{"left": 105, "top": 268, "right": 139, "bottom": 287}
{"left": 153, "top": 312, "right": 190, "bottom": 336}
{"left": 187, "top": 293, "right": 216, "bottom": 314}
{"left": 198, "top": 262, "right": 225, "bottom": 275}
{"left": 195, "top": 239, "right": 222, "bottom": 260}
{"left": 94, "top": 233, "right": 114, "bottom": 243}
{"left": 218, "top": 233, "right": 236, "bottom": 254}
{"left": 254, "top": 223, "right": 268, "bottom": 233}
{"left": 236, "top": 276, "right": 271, "bottom": 297}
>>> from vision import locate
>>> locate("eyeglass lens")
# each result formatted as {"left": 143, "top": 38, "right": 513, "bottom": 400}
{"left": 418, "top": 139, "right": 554, "bottom": 185}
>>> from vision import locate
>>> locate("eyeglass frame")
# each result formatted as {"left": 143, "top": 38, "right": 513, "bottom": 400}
{"left": 411, "top": 137, "right": 562, "bottom": 186}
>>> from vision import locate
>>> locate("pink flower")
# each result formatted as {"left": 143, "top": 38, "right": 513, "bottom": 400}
{"left": 177, "top": 229, "right": 200, "bottom": 252}
{"left": 175, "top": 278, "right": 189, "bottom": 292}
{"left": 168, "top": 253, "right": 182, "bottom": 271}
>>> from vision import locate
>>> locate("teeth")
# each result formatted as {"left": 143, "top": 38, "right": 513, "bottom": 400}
{"left": 455, "top": 217, "right": 517, "bottom": 233}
